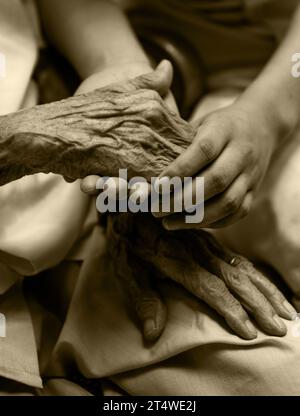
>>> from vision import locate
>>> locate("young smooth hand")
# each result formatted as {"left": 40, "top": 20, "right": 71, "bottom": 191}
{"left": 155, "top": 99, "right": 278, "bottom": 229}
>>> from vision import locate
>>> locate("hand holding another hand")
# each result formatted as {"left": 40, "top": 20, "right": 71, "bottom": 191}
{"left": 155, "top": 100, "right": 278, "bottom": 229}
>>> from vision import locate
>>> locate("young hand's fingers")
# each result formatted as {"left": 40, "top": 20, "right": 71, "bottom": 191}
{"left": 201, "top": 145, "right": 249, "bottom": 201}
{"left": 164, "top": 192, "right": 251, "bottom": 231}
{"left": 158, "top": 124, "right": 228, "bottom": 181}
{"left": 233, "top": 257, "right": 297, "bottom": 320}
{"left": 207, "top": 192, "right": 253, "bottom": 229}
{"left": 155, "top": 145, "right": 248, "bottom": 220}
{"left": 161, "top": 176, "right": 251, "bottom": 230}
{"left": 191, "top": 239, "right": 287, "bottom": 336}
{"left": 153, "top": 172, "right": 205, "bottom": 219}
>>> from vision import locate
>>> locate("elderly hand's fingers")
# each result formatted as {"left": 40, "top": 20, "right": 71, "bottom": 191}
{"left": 158, "top": 252, "right": 256, "bottom": 339}
{"left": 108, "top": 224, "right": 167, "bottom": 342}
{"left": 81, "top": 175, "right": 101, "bottom": 194}
{"left": 123, "top": 257, "right": 167, "bottom": 342}
{"left": 134, "top": 235, "right": 257, "bottom": 339}
{"left": 163, "top": 195, "right": 250, "bottom": 230}
{"left": 231, "top": 257, "right": 297, "bottom": 320}
{"left": 81, "top": 176, "right": 129, "bottom": 200}
{"left": 196, "top": 231, "right": 296, "bottom": 319}
{"left": 192, "top": 235, "right": 287, "bottom": 336}
{"left": 131, "top": 269, "right": 167, "bottom": 342}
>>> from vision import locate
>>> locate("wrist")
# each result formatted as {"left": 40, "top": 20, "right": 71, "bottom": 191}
{"left": 236, "top": 92, "right": 296, "bottom": 149}
{"left": 238, "top": 79, "right": 300, "bottom": 147}
{"left": 76, "top": 61, "right": 153, "bottom": 95}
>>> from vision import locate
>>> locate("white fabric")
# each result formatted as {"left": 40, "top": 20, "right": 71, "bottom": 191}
{"left": 0, "top": 0, "right": 96, "bottom": 291}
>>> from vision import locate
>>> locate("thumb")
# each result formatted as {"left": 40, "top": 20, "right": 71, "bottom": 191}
{"left": 127, "top": 60, "right": 173, "bottom": 96}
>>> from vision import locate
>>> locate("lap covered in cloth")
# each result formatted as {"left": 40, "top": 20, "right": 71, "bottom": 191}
{"left": 0, "top": 0, "right": 300, "bottom": 396}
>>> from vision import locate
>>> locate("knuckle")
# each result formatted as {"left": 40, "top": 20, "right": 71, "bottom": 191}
{"left": 148, "top": 90, "right": 161, "bottom": 100}
{"left": 174, "top": 159, "right": 190, "bottom": 176}
{"left": 145, "top": 99, "right": 164, "bottom": 120}
{"left": 225, "top": 302, "right": 247, "bottom": 322}
{"left": 223, "top": 194, "right": 241, "bottom": 214}
{"left": 243, "top": 144, "right": 255, "bottom": 164}
{"left": 225, "top": 270, "right": 245, "bottom": 290}
{"left": 203, "top": 274, "right": 227, "bottom": 299}
{"left": 266, "top": 282, "right": 283, "bottom": 300}
{"left": 197, "top": 139, "right": 217, "bottom": 162}
{"left": 211, "top": 172, "right": 228, "bottom": 193}
{"left": 239, "top": 201, "right": 250, "bottom": 218}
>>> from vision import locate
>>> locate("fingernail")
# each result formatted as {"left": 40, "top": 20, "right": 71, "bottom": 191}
{"left": 283, "top": 301, "right": 297, "bottom": 317}
{"left": 162, "top": 219, "right": 171, "bottom": 230}
{"left": 152, "top": 212, "right": 164, "bottom": 218}
{"left": 144, "top": 319, "right": 157, "bottom": 340}
{"left": 157, "top": 59, "right": 169, "bottom": 71}
{"left": 163, "top": 218, "right": 177, "bottom": 230}
{"left": 245, "top": 320, "right": 257, "bottom": 337}
{"left": 273, "top": 315, "right": 286, "bottom": 331}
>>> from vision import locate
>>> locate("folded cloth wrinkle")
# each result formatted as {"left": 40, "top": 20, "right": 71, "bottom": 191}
{"left": 0, "top": 0, "right": 97, "bottom": 387}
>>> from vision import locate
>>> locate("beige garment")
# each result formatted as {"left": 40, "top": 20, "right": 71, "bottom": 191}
{"left": 216, "top": 126, "right": 300, "bottom": 304}
{"left": 31, "top": 79, "right": 300, "bottom": 395}
{"left": 27, "top": 224, "right": 300, "bottom": 396}
{"left": 123, "top": 0, "right": 298, "bottom": 90}
{"left": 0, "top": 0, "right": 300, "bottom": 396}
{"left": 0, "top": 0, "right": 97, "bottom": 387}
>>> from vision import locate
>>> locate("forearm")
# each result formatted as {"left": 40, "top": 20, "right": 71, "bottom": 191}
{"left": 238, "top": 4, "right": 300, "bottom": 143}
{"left": 37, "top": 0, "right": 150, "bottom": 79}
{"left": 0, "top": 84, "right": 192, "bottom": 186}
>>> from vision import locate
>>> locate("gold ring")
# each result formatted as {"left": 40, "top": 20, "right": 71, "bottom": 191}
{"left": 229, "top": 256, "right": 241, "bottom": 266}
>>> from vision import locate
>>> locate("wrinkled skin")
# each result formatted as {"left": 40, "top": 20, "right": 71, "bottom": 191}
{"left": 107, "top": 213, "right": 295, "bottom": 341}
{"left": 0, "top": 62, "right": 193, "bottom": 186}
{"left": 2, "top": 61, "right": 294, "bottom": 341}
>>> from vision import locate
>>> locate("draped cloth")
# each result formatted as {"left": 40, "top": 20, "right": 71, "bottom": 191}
{"left": 0, "top": 0, "right": 300, "bottom": 396}
{"left": 0, "top": 0, "right": 96, "bottom": 387}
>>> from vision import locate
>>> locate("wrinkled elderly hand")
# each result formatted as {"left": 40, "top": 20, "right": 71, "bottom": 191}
{"left": 0, "top": 61, "right": 192, "bottom": 186}
{"left": 107, "top": 213, "right": 296, "bottom": 342}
